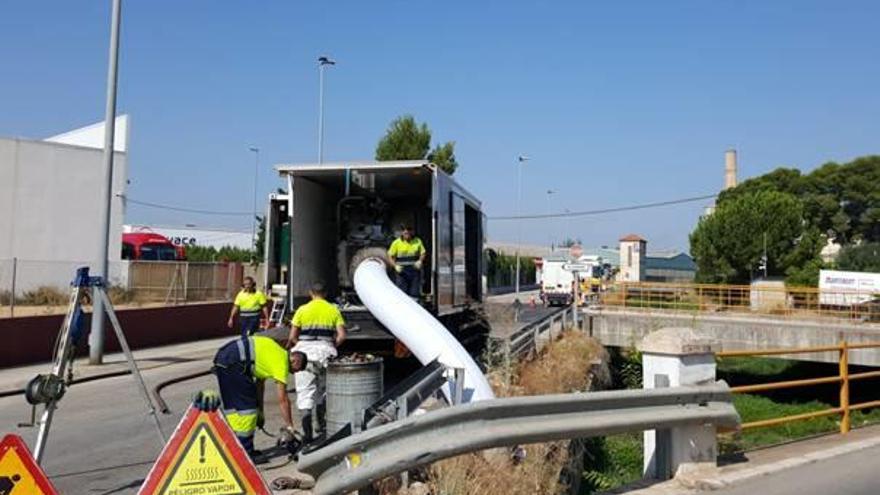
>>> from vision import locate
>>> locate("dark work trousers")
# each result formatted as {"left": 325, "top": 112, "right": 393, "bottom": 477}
{"left": 239, "top": 314, "right": 260, "bottom": 337}
{"left": 396, "top": 266, "right": 421, "bottom": 299}
{"left": 214, "top": 340, "right": 258, "bottom": 453}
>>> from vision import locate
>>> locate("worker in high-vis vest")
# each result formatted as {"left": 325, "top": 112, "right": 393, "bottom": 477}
{"left": 213, "top": 335, "right": 307, "bottom": 461}
{"left": 286, "top": 282, "right": 346, "bottom": 443}
{"left": 227, "top": 276, "right": 269, "bottom": 337}
{"left": 387, "top": 224, "right": 427, "bottom": 300}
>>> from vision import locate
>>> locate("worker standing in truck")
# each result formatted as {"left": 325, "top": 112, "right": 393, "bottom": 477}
{"left": 388, "top": 224, "right": 427, "bottom": 300}
{"left": 212, "top": 335, "right": 307, "bottom": 462}
{"left": 228, "top": 276, "right": 270, "bottom": 337}
{"left": 286, "top": 282, "right": 347, "bottom": 443}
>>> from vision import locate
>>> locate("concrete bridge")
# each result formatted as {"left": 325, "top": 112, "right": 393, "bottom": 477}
{"left": 586, "top": 307, "right": 880, "bottom": 366}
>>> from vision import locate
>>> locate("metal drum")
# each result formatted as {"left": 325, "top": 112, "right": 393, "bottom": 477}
{"left": 326, "top": 357, "right": 384, "bottom": 436}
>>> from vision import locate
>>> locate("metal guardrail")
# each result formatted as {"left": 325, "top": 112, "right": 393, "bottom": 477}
{"left": 718, "top": 340, "right": 880, "bottom": 433}
{"left": 504, "top": 306, "right": 574, "bottom": 358}
{"left": 297, "top": 383, "right": 739, "bottom": 495}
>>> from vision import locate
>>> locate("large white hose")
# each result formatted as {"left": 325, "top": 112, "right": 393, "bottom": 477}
{"left": 353, "top": 258, "right": 495, "bottom": 403}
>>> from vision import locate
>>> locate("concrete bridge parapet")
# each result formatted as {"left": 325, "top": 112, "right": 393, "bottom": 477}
{"left": 588, "top": 308, "right": 880, "bottom": 366}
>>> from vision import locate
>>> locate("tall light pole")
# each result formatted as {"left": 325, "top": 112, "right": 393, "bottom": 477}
{"left": 514, "top": 155, "right": 529, "bottom": 308}
{"left": 90, "top": 0, "right": 123, "bottom": 365}
{"left": 546, "top": 189, "right": 555, "bottom": 251}
{"left": 317, "top": 55, "right": 335, "bottom": 164}
{"left": 249, "top": 146, "right": 260, "bottom": 251}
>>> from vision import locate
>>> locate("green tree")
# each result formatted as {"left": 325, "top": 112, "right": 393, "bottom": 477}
{"left": 717, "top": 156, "right": 880, "bottom": 244}
{"left": 375, "top": 115, "right": 459, "bottom": 175}
{"left": 427, "top": 141, "right": 458, "bottom": 175}
{"left": 185, "top": 245, "right": 254, "bottom": 262}
{"left": 690, "top": 191, "right": 819, "bottom": 284}
{"left": 837, "top": 242, "right": 880, "bottom": 272}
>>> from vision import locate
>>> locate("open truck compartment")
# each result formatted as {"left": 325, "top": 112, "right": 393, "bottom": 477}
{"left": 265, "top": 161, "right": 487, "bottom": 347}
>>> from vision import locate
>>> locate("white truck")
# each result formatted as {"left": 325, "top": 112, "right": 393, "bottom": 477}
{"left": 819, "top": 269, "right": 880, "bottom": 306}
{"left": 540, "top": 255, "right": 604, "bottom": 306}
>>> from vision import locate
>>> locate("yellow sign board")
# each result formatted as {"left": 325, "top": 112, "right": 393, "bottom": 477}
{"left": 138, "top": 407, "right": 270, "bottom": 495}
{"left": 0, "top": 434, "right": 59, "bottom": 495}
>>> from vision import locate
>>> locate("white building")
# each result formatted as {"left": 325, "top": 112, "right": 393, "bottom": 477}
{"left": 0, "top": 117, "right": 129, "bottom": 291}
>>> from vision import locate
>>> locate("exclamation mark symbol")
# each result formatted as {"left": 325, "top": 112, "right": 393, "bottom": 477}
{"left": 199, "top": 435, "right": 206, "bottom": 463}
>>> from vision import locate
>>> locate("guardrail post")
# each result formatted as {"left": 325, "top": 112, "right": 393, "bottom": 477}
{"left": 840, "top": 339, "right": 850, "bottom": 434}
{"left": 639, "top": 327, "right": 718, "bottom": 480}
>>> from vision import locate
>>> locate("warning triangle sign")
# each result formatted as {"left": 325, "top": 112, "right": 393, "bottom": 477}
{"left": 138, "top": 406, "right": 270, "bottom": 495}
{"left": 0, "top": 434, "right": 59, "bottom": 495}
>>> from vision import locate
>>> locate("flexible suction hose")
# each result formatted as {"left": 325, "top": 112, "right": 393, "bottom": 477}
{"left": 353, "top": 258, "right": 495, "bottom": 403}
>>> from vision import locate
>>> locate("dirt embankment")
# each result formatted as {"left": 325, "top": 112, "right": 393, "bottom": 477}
{"left": 395, "top": 330, "right": 610, "bottom": 495}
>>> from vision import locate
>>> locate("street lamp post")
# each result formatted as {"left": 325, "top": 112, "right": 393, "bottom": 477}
{"left": 514, "top": 155, "right": 529, "bottom": 310}
{"left": 249, "top": 146, "right": 260, "bottom": 251}
{"left": 317, "top": 55, "right": 335, "bottom": 164}
{"left": 89, "top": 0, "right": 123, "bottom": 365}
{"left": 546, "top": 189, "right": 555, "bottom": 251}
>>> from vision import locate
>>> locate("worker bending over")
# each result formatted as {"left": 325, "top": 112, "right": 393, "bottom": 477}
{"left": 287, "top": 282, "right": 346, "bottom": 443}
{"left": 387, "top": 224, "right": 426, "bottom": 300}
{"left": 227, "top": 276, "right": 269, "bottom": 337}
{"left": 213, "top": 334, "right": 307, "bottom": 461}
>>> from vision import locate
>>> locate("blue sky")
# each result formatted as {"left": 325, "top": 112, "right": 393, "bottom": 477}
{"left": 2, "top": 1, "right": 878, "bottom": 252}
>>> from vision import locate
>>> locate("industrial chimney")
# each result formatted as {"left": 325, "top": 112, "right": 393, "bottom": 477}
{"left": 724, "top": 149, "right": 738, "bottom": 190}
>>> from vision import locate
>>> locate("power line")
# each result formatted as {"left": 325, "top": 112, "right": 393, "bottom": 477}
{"left": 488, "top": 193, "right": 717, "bottom": 221}
{"left": 124, "top": 196, "right": 253, "bottom": 217}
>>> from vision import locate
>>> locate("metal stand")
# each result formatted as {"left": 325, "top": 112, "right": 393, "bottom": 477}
{"left": 28, "top": 267, "right": 165, "bottom": 464}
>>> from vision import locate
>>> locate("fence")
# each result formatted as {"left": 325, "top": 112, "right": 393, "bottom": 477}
{"left": 0, "top": 258, "right": 260, "bottom": 317}
{"left": 718, "top": 341, "right": 880, "bottom": 434}
{"left": 598, "top": 281, "right": 880, "bottom": 323}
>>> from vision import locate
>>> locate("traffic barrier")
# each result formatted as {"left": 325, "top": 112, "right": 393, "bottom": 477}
{"left": 297, "top": 383, "right": 739, "bottom": 495}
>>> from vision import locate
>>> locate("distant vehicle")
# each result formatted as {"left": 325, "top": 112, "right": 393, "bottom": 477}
{"left": 818, "top": 269, "right": 880, "bottom": 306}
{"left": 121, "top": 232, "right": 185, "bottom": 261}
{"left": 541, "top": 256, "right": 604, "bottom": 306}
{"left": 819, "top": 269, "right": 880, "bottom": 321}
{"left": 540, "top": 258, "right": 575, "bottom": 306}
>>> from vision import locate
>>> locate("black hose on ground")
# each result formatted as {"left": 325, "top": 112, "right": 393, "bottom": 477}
{"left": 152, "top": 368, "right": 213, "bottom": 414}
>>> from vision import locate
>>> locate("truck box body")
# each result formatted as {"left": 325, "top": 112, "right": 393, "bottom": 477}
{"left": 266, "top": 161, "right": 487, "bottom": 351}
{"left": 819, "top": 269, "right": 880, "bottom": 306}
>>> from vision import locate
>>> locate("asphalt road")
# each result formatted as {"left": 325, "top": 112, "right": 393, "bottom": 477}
{"left": 0, "top": 358, "right": 290, "bottom": 495}
{"left": 710, "top": 444, "right": 880, "bottom": 495}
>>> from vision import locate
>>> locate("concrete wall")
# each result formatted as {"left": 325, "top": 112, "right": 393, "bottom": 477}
{"left": 0, "top": 302, "right": 230, "bottom": 368}
{"left": 0, "top": 137, "right": 127, "bottom": 290}
{"left": 588, "top": 308, "right": 880, "bottom": 366}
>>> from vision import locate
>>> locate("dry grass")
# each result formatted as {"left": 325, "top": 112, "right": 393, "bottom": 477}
{"left": 415, "top": 331, "right": 607, "bottom": 495}
{"left": 19, "top": 286, "right": 68, "bottom": 306}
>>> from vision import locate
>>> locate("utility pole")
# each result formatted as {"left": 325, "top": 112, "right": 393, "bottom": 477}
{"left": 762, "top": 231, "right": 768, "bottom": 279}
{"left": 248, "top": 146, "right": 260, "bottom": 251}
{"left": 546, "top": 189, "right": 555, "bottom": 251}
{"left": 317, "top": 55, "right": 335, "bottom": 164}
{"left": 90, "top": 0, "right": 123, "bottom": 365}
{"left": 514, "top": 155, "right": 529, "bottom": 314}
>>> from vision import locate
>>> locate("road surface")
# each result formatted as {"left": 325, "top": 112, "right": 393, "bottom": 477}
{"left": 711, "top": 443, "right": 880, "bottom": 495}
{"left": 0, "top": 356, "right": 289, "bottom": 494}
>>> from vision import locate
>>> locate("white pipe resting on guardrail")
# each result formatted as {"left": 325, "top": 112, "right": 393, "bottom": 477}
{"left": 353, "top": 258, "right": 495, "bottom": 402}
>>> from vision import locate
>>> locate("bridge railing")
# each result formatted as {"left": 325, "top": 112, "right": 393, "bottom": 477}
{"left": 718, "top": 340, "right": 880, "bottom": 434}
{"left": 598, "top": 281, "right": 880, "bottom": 323}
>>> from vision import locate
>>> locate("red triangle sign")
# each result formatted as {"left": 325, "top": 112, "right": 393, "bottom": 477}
{"left": 138, "top": 406, "right": 270, "bottom": 495}
{"left": 0, "top": 434, "right": 59, "bottom": 495}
